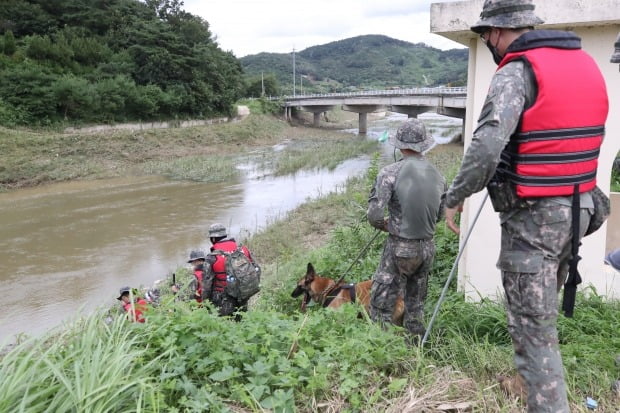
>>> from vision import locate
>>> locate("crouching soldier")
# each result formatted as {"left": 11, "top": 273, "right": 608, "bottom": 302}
{"left": 116, "top": 286, "right": 148, "bottom": 323}
{"left": 187, "top": 249, "right": 207, "bottom": 303}
{"left": 202, "top": 223, "right": 260, "bottom": 320}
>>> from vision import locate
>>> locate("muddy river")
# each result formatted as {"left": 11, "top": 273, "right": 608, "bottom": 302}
{"left": 0, "top": 113, "right": 462, "bottom": 342}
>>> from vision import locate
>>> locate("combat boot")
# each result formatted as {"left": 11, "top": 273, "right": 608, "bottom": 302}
{"left": 497, "top": 373, "right": 528, "bottom": 401}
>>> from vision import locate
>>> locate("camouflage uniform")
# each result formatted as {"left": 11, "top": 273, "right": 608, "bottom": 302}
{"left": 368, "top": 119, "right": 446, "bottom": 338}
{"left": 446, "top": 1, "right": 607, "bottom": 410}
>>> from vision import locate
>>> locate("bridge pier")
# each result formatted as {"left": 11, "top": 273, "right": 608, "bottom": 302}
{"left": 342, "top": 104, "right": 386, "bottom": 134}
{"left": 300, "top": 105, "right": 334, "bottom": 127}
{"left": 313, "top": 112, "right": 321, "bottom": 127}
{"left": 390, "top": 105, "right": 436, "bottom": 118}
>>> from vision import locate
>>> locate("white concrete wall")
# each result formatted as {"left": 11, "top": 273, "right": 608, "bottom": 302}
{"left": 431, "top": 0, "right": 620, "bottom": 300}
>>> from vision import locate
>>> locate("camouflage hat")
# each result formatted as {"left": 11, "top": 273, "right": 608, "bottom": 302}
{"left": 605, "top": 249, "right": 620, "bottom": 271}
{"left": 471, "top": 0, "right": 544, "bottom": 34}
{"left": 187, "top": 249, "right": 206, "bottom": 263}
{"left": 117, "top": 286, "right": 131, "bottom": 300}
{"left": 389, "top": 118, "right": 435, "bottom": 152}
{"left": 611, "top": 32, "right": 620, "bottom": 63}
{"left": 208, "top": 223, "right": 227, "bottom": 238}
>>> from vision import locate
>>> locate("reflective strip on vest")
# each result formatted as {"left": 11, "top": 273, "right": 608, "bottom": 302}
{"left": 498, "top": 46, "right": 608, "bottom": 197}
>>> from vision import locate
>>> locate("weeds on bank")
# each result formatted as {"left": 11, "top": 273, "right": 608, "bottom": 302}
{"left": 141, "top": 154, "right": 240, "bottom": 182}
{"left": 262, "top": 138, "right": 379, "bottom": 176}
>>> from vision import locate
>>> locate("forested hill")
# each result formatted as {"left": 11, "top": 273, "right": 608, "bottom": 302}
{"left": 0, "top": 0, "right": 244, "bottom": 126}
{"left": 240, "top": 35, "right": 468, "bottom": 96}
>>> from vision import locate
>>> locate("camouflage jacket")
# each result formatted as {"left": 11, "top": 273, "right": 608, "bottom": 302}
{"left": 444, "top": 59, "right": 530, "bottom": 209}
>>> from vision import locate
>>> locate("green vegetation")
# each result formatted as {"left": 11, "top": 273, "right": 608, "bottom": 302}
{"left": 612, "top": 152, "right": 620, "bottom": 192}
{"left": 0, "top": 0, "right": 244, "bottom": 126}
{"left": 2, "top": 148, "right": 617, "bottom": 412}
{"left": 241, "top": 35, "right": 469, "bottom": 95}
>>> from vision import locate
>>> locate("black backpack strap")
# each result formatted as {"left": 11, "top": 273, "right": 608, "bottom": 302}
{"left": 562, "top": 184, "right": 582, "bottom": 318}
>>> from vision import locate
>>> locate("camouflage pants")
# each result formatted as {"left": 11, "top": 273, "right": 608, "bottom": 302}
{"left": 498, "top": 201, "right": 590, "bottom": 413}
{"left": 370, "top": 235, "right": 434, "bottom": 336}
{"left": 211, "top": 291, "right": 247, "bottom": 321}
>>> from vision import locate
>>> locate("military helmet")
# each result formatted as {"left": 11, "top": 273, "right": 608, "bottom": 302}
{"left": 208, "top": 223, "right": 227, "bottom": 238}
{"left": 611, "top": 32, "right": 620, "bottom": 63}
{"left": 117, "top": 286, "right": 131, "bottom": 300}
{"left": 389, "top": 118, "right": 435, "bottom": 153}
{"left": 471, "top": 0, "right": 544, "bottom": 34}
{"left": 605, "top": 249, "right": 620, "bottom": 271}
{"left": 187, "top": 249, "right": 207, "bottom": 263}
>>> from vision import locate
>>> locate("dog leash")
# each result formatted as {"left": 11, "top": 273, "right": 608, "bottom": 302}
{"left": 421, "top": 192, "right": 488, "bottom": 347}
{"left": 319, "top": 229, "right": 383, "bottom": 305}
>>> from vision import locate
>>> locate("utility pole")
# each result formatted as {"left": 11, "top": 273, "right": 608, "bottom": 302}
{"left": 261, "top": 71, "right": 265, "bottom": 96}
{"left": 300, "top": 75, "right": 303, "bottom": 95}
{"left": 292, "top": 47, "right": 296, "bottom": 97}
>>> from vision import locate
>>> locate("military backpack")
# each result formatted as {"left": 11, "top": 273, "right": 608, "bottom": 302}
{"left": 212, "top": 246, "right": 261, "bottom": 301}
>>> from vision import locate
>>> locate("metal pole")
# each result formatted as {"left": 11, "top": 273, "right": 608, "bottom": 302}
{"left": 292, "top": 47, "right": 296, "bottom": 97}
{"left": 421, "top": 192, "right": 489, "bottom": 347}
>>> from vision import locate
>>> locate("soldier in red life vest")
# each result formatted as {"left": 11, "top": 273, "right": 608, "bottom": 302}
{"left": 187, "top": 249, "right": 207, "bottom": 303}
{"left": 202, "top": 223, "right": 254, "bottom": 320}
{"left": 116, "top": 286, "right": 148, "bottom": 323}
{"left": 443, "top": 0, "right": 609, "bottom": 411}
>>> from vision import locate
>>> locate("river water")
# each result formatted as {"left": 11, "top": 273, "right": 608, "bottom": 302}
{"left": 0, "top": 113, "right": 461, "bottom": 343}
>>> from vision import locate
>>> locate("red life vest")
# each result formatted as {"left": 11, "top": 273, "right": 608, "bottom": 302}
{"left": 123, "top": 298, "right": 147, "bottom": 323}
{"left": 193, "top": 268, "right": 204, "bottom": 303}
{"left": 498, "top": 43, "right": 608, "bottom": 197}
{"left": 210, "top": 239, "right": 251, "bottom": 293}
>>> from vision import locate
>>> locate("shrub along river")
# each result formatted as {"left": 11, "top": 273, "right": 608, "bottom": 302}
{"left": 0, "top": 112, "right": 462, "bottom": 343}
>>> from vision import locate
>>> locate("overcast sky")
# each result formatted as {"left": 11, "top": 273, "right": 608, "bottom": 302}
{"left": 182, "top": 0, "right": 466, "bottom": 58}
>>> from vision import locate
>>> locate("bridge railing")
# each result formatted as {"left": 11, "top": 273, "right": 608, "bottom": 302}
{"left": 269, "top": 86, "right": 467, "bottom": 101}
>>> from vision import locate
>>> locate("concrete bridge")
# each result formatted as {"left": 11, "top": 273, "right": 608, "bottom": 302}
{"left": 280, "top": 87, "right": 467, "bottom": 134}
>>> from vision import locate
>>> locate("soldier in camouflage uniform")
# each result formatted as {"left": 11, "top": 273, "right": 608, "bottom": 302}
{"left": 444, "top": 1, "right": 609, "bottom": 411}
{"left": 202, "top": 223, "right": 252, "bottom": 320}
{"left": 367, "top": 118, "right": 446, "bottom": 340}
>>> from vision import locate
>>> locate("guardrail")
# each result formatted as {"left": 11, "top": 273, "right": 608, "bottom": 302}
{"left": 269, "top": 87, "right": 467, "bottom": 101}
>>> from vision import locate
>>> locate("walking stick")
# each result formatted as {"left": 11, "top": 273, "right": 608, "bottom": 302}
{"left": 421, "top": 192, "right": 489, "bottom": 347}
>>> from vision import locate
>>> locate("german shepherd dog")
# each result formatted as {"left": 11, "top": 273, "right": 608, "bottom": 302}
{"left": 291, "top": 263, "right": 404, "bottom": 326}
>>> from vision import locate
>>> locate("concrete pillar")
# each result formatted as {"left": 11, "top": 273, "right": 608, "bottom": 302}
{"left": 313, "top": 112, "right": 322, "bottom": 127}
{"left": 391, "top": 105, "right": 434, "bottom": 118}
{"left": 359, "top": 112, "right": 368, "bottom": 134}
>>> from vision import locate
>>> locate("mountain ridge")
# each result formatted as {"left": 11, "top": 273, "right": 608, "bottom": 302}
{"left": 240, "top": 34, "right": 468, "bottom": 95}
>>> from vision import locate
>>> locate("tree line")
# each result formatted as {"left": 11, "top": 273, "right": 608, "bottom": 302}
{"left": 0, "top": 0, "right": 246, "bottom": 126}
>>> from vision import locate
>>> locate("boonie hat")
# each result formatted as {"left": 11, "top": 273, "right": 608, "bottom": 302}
{"left": 187, "top": 249, "right": 207, "bottom": 263}
{"left": 117, "top": 286, "right": 131, "bottom": 300}
{"left": 389, "top": 118, "right": 435, "bottom": 153}
{"left": 471, "top": 0, "right": 544, "bottom": 34}
{"left": 208, "top": 223, "right": 227, "bottom": 238}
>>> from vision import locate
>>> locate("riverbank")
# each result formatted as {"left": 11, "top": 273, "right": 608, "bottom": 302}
{"left": 0, "top": 112, "right": 374, "bottom": 191}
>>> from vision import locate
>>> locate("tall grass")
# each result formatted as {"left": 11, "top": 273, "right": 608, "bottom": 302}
{"left": 0, "top": 314, "right": 162, "bottom": 412}
{"left": 141, "top": 154, "right": 240, "bottom": 182}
